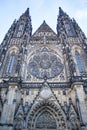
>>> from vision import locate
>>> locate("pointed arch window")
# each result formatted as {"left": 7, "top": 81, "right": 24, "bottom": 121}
{"left": 75, "top": 51, "right": 85, "bottom": 73}
{"left": 65, "top": 23, "right": 74, "bottom": 36}
{"left": 19, "top": 24, "right": 24, "bottom": 31}
{"left": 6, "top": 55, "right": 15, "bottom": 73}
{"left": 17, "top": 31, "right": 22, "bottom": 37}
{"left": 16, "top": 24, "right": 24, "bottom": 38}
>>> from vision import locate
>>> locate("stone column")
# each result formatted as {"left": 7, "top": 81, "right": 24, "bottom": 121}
{"left": 0, "top": 85, "right": 17, "bottom": 130}
{"left": 74, "top": 84, "right": 87, "bottom": 129}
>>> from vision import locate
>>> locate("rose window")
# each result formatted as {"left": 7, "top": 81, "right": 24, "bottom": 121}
{"left": 28, "top": 52, "right": 63, "bottom": 79}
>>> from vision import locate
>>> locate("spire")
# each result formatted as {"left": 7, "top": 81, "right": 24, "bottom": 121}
{"left": 72, "top": 18, "right": 86, "bottom": 39}
{"left": 57, "top": 7, "right": 71, "bottom": 35}
{"left": 59, "top": 7, "right": 65, "bottom": 16}
{"left": 20, "top": 8, "right": 30, "bottom": 18}
{"left": 24, "top": 8, "right": 29, "bottom": 17}
{"left": 43, "top": 20, "right": 46, "bottom": 24}
{"left": 59, "top": 7, "right": 69, "bottom": 17}
{"left": 19, "top": 8, "right": 32, "bottom": 36}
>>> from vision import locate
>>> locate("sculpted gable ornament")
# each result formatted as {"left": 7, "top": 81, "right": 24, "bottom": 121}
{"left": 40, "top": 82, "right": 52, "bottom": 99}
{"left": 0, "top": 7, "right": 87, "bottom": 130}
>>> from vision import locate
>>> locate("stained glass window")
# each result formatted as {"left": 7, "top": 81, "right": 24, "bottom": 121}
{"left": 75, "top": 52, "right": 85, "bottom": 73}
{"left": 65, "top": 23, "right": 74, "bottom": 36}
{"left": 16, "top": 24, "right": 24, "bottom": 37}
{"left": 19, "top": 24, "right": 24, "bottom": 31}
{"left": 6, "top": 55, "right": 15, "bottom": 73}
{"left": 17, "top": 31, "right": 22, "bottom": 37}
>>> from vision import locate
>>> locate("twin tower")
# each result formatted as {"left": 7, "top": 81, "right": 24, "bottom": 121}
{"left": 0, "top": 7, "right": 87, "bottom": 130}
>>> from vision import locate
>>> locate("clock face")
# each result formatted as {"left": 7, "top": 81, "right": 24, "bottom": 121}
{"left": 28, "top": 52, "right": 63, "bottom": 79}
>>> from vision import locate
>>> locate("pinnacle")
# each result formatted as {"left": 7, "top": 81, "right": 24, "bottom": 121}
{"left": 59, "top": 7, "right": 65, "bottom": 16}
{"left": 24, "top": 8, "right": 29, "bottom": 17}
{"left": 43, "top": 20, "right": 46, "bottom": 23}
{"left": 59, "top": 7, "right": 68, "bottom": 17}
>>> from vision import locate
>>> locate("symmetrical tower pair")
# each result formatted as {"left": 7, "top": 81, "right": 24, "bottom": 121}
{"left": 0, "top": 7, "right": 87, "bottom": 130}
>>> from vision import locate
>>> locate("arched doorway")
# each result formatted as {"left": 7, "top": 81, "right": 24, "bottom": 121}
{"left": 35, "top": 110, "right": 57, "bottom": 130}
{"left": 27, "top": 101, "right": 67, "bottom": 130}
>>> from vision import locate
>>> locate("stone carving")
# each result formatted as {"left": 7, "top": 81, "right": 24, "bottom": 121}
{"left": 36, "top": 111, "right": 57, "bottom": 129}
{"left": 68, "top": 104, "right": 80, "bottom": 130}
{"left": 14, "top": 117, "right": 23, "bottom": 130}
{"left": 0, "top": 7, "right": 87, "bottom": 130}
{"left": 40, "top": 83, "right": 52, "bottom": 99}
{"left": 14, "top": 105, "right": 24, "bottom": 130}
{"left": 28, "top": 52, "right": 63, "bottom": 79}
{"left": 70, "top": 60, "right": 76, "bottom": 76}
{"left": 27, "top": 100, "right": 67, "bottom": 130}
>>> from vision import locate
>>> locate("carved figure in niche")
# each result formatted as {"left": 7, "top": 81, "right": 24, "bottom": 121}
{"left": 70, "top": 59, "right": 76, "bottom": 76}
{"left": 24, "top": 102, "right": 29, "bottom": 114}
{"left": 70, "top": 113, "right": 79, "bottom": 130}
{"left": 70, "top": 121, "right": 79, "bottom": 130}
{"left": 60, "top": 73, "right": 65, "bottom": 80}
{"left": 16, "top": 63, "right": 20, "bottom": 74}
{"left": 14, "top": 113, "right": 23, "bottom": 130}
{"left": 27, "top": 73, "right": 31, "bottom": 80}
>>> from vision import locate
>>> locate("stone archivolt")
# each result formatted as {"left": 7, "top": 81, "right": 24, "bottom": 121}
{"left": 0, "top": 7, "right": 87, "bottom": 130}
{"left": 27, "top": 101, "right": 67, "bottom": 130}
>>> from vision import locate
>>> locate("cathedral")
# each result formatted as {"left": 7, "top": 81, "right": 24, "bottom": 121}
{"left": 0, "top": 7, "right": 87, "bottom": 130}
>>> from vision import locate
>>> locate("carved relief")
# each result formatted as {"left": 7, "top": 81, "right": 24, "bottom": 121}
{"left": 27, "top": 101, "right": 67, "bottom": 130}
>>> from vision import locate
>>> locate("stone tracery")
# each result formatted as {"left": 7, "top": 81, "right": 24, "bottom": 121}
{"left": 28, "top": 48, "right": 63, "bottom": 79}
{"left": 27, "top": 100, "right": 67, "bottom": 130}
{"left": 0, "top": 7, "right": 87, "bottom": 130}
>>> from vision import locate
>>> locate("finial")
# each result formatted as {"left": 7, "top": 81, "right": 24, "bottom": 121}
{"left": 43, "top": 20, "right": 46, "bottom": 24}
{"left": 44, "top": 76, "right": 47, "bottom": 82}
{"left": 59, "top": 7, "right": 69, "bottom": 18}
{"left": 59, "top": 7, "right": 65, "bottom": 16}
{"left": 24, "top": 8, "right": 29, "bottom": 16}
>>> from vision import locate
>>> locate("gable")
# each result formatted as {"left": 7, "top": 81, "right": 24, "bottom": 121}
{"left": 30, "top": 20, "right": 58, "bottom": 43}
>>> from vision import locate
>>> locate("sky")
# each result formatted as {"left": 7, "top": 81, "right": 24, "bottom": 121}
{"left": 0, "top": 0, "right": 87, "bottom": 43}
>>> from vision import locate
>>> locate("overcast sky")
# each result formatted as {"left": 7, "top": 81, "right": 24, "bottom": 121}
{"left": 0, "top": 0, "right": 87, "bottom": 43}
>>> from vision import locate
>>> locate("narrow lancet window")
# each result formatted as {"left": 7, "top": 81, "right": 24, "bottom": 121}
{"left": 17, "top": 31, "right": 22, "bottom": 37}
{"left": 19, "top": 24, "right": 24, "bottom": 31}
{"left": 75, "top": 51, "right": 85, "bottom": 73}
{"left": 65, "top": 23, "right": 74, "bottom": 36}
{"left": 6, "top": 55, "right": 15, "bottom": 73}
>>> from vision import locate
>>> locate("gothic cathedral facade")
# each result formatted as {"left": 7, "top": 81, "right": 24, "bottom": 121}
{"left": 0, "top": 7, "right": 87, "bottom": 130}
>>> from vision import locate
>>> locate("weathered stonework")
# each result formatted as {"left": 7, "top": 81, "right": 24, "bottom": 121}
{"left": 0, "top": 7, "right": 87, "bottom": 130}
